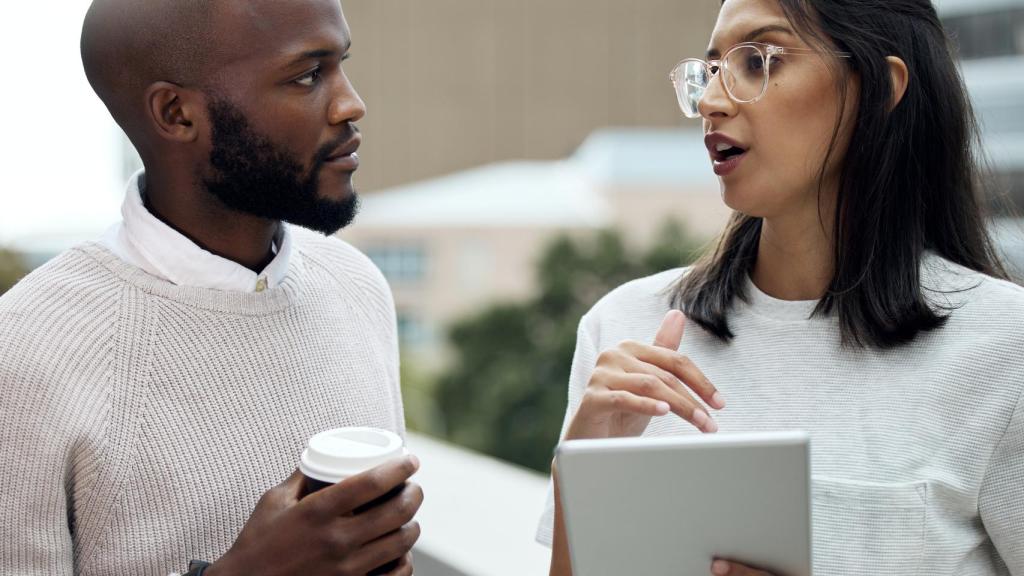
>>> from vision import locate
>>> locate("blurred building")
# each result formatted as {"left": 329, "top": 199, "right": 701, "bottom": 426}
{"left": 339, "top": 0, "right": 719, "bottom": 193}
{"left": 939, "top": 0, "right": 1024, "bottom": 206}
{"left": 341, "top": 128, "right": 728, "bottom": 366}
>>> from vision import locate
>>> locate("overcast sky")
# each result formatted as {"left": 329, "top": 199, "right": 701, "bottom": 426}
{"left": 0, "top": 1, "right": 125, "bottom": 249}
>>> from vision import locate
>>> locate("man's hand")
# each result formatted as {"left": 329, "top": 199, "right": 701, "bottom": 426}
{"left": 207, "top": 456, "right": 423, "bottom": 576}
{"left": 711, "top": 559, "right": 777, "bottom": 575}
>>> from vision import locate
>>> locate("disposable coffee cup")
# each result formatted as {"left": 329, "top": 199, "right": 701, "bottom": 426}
{"left": 298, "top": 427, "right": 406, "bottom": 495}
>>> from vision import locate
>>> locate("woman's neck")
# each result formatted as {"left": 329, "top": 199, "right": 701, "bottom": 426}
{"left": 751, "top": 210, "right": 834, "bottom": 302}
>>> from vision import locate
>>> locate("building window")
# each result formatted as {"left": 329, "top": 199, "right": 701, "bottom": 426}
{"left": 396, "top": 311, "right": 431, "bottom": 346}
{"left": 944, "top": 8, "right": 1024, "bottom": 60}
{"left": 364, "top": 245, "right": 427, "bottom": 283}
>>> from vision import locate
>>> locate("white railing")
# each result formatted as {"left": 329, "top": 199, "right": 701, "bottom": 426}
{"left": 406, "top": 433, "right": 552, "bottom": 576}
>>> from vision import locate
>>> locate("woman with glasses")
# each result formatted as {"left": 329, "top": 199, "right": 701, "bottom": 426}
{"left": 539, "top": 0, "right": 1024, "bottom": 574}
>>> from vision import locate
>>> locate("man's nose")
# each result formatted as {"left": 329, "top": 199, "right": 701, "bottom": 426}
{"left": 328, "top": 72, "right": 366, "bottom": 125}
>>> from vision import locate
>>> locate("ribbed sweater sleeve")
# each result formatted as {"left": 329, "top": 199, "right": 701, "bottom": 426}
{"left": 297, "top": 230, "right": 405, "bottom": 436}
{"left": 0, "top": 250, "right": 131, "bottom": 575}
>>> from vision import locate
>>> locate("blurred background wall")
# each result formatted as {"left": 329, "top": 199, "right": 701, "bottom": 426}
{"left": 337, "top": 0, "right": 718, "bottom": 192}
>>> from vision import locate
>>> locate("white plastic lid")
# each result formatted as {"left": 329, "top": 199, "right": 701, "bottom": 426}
{"left": 299, "top": 427, "right": 405, "bottom": 484}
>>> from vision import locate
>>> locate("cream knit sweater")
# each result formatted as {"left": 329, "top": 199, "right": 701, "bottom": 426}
{"left": 0, "top": 229, "right": 404, "bottom": 575}
{"left": 539, "top": 256, "right": 1024, "bottom": 575}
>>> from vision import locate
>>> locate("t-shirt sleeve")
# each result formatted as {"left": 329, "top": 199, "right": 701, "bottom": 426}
{"left": 979, "top": 386, "right": 1024, "bottom": 574}
{"left": 536, "top": 311, "right": 601, "bottom": 548}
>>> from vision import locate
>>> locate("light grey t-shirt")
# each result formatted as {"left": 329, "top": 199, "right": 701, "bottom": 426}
{"left": 539, "top": 257, "right": 1024, "bottom": 575}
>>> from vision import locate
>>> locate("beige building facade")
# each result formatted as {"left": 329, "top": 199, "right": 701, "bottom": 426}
{"left": 340, "top": 0, "right": 721, "bottom": 193}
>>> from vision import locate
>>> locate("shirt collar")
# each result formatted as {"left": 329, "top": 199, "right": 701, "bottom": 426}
{"left": 119, "top": 170, "right": 292, "bottom": 293}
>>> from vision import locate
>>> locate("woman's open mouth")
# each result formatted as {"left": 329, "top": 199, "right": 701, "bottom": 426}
{"left": 705, "top": 133, "right": 749, "bottom": 177}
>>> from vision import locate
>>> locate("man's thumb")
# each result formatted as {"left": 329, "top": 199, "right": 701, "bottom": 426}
{"left": 652, "top": 309, "right": 686, "bottom": 350}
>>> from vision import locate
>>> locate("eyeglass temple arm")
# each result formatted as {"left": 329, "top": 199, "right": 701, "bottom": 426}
{"left": 769, "top": 45, "right": 852, "bottom": 58}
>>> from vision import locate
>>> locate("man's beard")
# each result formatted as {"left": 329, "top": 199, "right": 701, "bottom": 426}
{"left": 202, "top": 98, "right": 359, "bottom": 235}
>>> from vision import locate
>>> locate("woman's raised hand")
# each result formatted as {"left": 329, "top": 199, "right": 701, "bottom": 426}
{"left": 565, "top": 309, "right": 725, "bottom": 441}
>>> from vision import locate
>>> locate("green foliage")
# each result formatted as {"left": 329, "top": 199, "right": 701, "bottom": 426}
{"left": 0, "top": 249, "right": 27, "bottom": 296}
{"left": 400, "top": 356, "right": 447, "bottom": 437}
{"left": 434, "top": 220, "right": 706, "bottom": 472}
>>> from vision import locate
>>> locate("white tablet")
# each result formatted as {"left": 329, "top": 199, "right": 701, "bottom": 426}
{"left": 556, "top": 431, "right": 811, "bottom": 576}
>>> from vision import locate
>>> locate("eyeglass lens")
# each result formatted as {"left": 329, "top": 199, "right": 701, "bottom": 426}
{"left": 674, "top": 45, "right": 768, "bottom": 118}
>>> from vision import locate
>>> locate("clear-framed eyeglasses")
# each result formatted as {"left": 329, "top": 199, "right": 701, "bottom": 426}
{"left": 669, "top": 42, "right": 852, "bottom": 119}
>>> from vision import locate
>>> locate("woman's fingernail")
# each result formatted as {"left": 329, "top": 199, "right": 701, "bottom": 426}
{"left": 711, "top": 392, "right": 726, "bottom": 409}
{"left": 656, "top": 401, "right": 671, "bottom": 414}
{"left": 711, "top": 559, "right": 730, "bottom": 575}
{"left": 693, "top": 409, "right": 709, "bottom": 429}
{"left": 704, "top": 418, "right": 719, "bottom": 433}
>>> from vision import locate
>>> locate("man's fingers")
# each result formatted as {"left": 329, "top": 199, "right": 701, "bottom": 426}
{"left": 281, "top": 468, "right": 305, "bottom": 491}
{"left": 652, "top": 309, "right": 686, "bottom": 350}
{"left": 345, "top": 522, "right": 421, "bottom": 575}
{"left": 263, "top": 469, "right": 305, "bottom": 507}
{"left": 378, "top": 553, "right": 414, "bottom": 576}
{"left": 610, "top": 369, "right": 717, "bottom": 433}
{"left": 351, "top": 482, "right": 424, "bottom": 545}
{"left": 621, "top": 342, "right": 725, "bottom": 410}
{"left": 313, "top": 455, "right": 420, "bottom": 514}
{"left": 389, "top": 553, "right": 415, "bottom": 576}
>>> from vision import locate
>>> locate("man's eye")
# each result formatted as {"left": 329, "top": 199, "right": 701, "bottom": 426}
{"left": 295, "top": 67, "right": 322, "bottom": 87}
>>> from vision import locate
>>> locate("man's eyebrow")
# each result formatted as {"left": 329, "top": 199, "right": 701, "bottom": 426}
{"left": 285, "top": 42, "right": 351, "bottom": 66}
{"left": 706, "top": 24, "right": 795, "bottom": 58}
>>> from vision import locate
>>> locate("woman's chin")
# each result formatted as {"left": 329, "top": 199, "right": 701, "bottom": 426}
{"left": 721, "top": 188, "right": 759, "bottom": 216}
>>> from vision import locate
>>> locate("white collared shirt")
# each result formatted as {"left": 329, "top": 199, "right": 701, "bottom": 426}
{"left": 101, "top": 170, "right": 291, "bottom": 293}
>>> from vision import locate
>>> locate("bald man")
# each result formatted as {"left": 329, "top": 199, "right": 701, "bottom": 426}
{"left": 0, "top": 1, "right": 422, "bottom": 575}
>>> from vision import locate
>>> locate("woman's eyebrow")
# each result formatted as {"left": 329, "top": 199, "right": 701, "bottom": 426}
{"left": 706, "top": 24, "right": 796, "bottom": 58}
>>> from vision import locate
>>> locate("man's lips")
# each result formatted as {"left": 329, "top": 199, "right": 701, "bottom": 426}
{"left": 324, "top": 135, "right": 361, "bottom": 171}
{"left": 326, "top": 135, "right": 361, "bottom": 161}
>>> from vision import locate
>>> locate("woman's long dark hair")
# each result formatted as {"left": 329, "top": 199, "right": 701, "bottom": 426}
{"left": 671, "top": 0, "right": 1009, "bottom": 348}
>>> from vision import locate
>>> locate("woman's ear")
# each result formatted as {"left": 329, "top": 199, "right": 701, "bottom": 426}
{"left": 885, "top": 56, "right": 909, "bottom": 111}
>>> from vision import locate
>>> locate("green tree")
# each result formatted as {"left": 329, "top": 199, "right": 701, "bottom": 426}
{"left": 434, "top": 220, "right": 706, "bottom": 472}
{"left": 0, "top": 249, "right": 27, "bottom": 296}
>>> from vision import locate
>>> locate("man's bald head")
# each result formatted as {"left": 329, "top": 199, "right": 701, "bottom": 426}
{"left": 79, "top": 0, "right": 364, "bottom": 236}
{"left": 81, "top": 0, "right": 215, "bottom": 146}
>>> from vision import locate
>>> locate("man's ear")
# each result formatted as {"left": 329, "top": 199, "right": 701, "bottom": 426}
{"left": 885, "top": 56, "right": 909, "bottom": 111}
{"left": 144, "top": 81, "right": 202, "bottom": 143}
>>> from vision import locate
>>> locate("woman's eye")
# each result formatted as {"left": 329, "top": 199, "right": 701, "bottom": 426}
{"left": 295, "top": 67, "right": 322, "bottom": 87}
